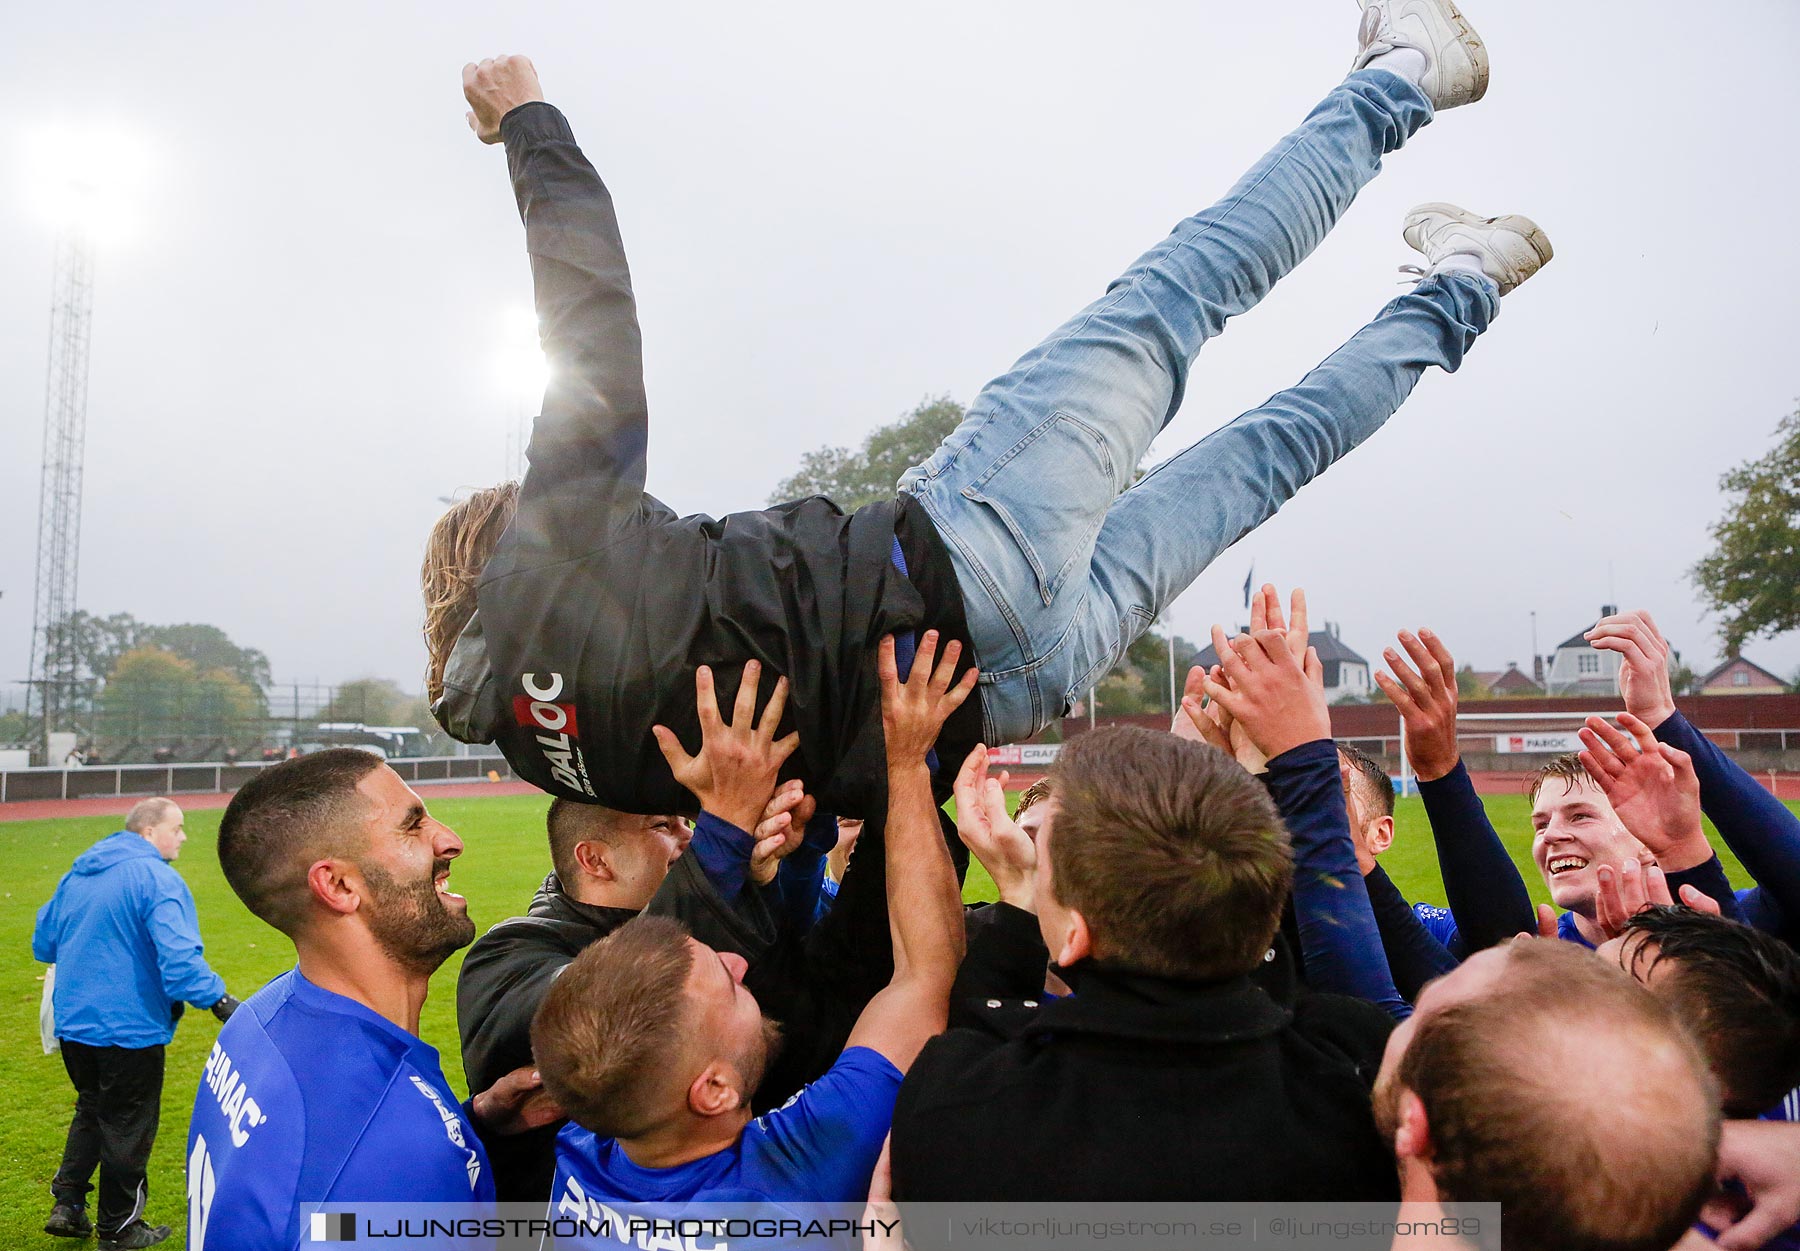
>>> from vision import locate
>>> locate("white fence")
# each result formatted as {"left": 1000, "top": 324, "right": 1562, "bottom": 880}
{"left": 0, "top": 751, "right": 514, "bottom": 805}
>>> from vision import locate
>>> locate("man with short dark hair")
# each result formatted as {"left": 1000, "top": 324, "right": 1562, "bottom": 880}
{"left": 34, "top": 797, "right": 235, "bottom": 1249}
{"left": 189, "top": 749, "right": 541, "bottom": 1249}
{"left": 1600, "top": 906, "right": 1800, "bottom": 1119}
{"left": 1337, "top": 743, "right": 1395, "bottom": 872}
{"left": 534, "top": 635, "right": 974, "bottom": 1228}
{"left": 1373, "top": 939, "right": 1720, "bottom": 1251}
{"left": 457, "top": 665, "right": 817, "bottom": 1201}
{"left": 457, "top": 800, "right": 693, "bottom": 1200}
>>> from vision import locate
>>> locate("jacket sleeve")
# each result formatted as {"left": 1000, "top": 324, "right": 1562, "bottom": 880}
{"left": 1363, "top": 864, "right": 1458, "bottom": 1002}
{"left": 1655, "top": 710, "right": 1800, "bottom": 933}
{"left": 1263, "top": 741, "right": 1410, "bottom": 1020}
{"left": 32, "top": 891, "right": 61, "bottom": 963}
{"left": 643, "top": 843, "right": 779, "bottom": 962}
{"left": 687, "top": 812, "right": 759, "bottom": 904}
{"left": 1417, "top": 762, "right": 1534, "bottom": 956}
{"left": 500, "top": 101, "right": 652, "bottom": 553}
{"left": 145, "top": 873, "right": 227, "bottom": 1009}
{"left": 1664, "top": 853, "right": 1747, "bottom": 923}
{"left": 456, "top": 930, "right": 569, "bottom": 1094}
{"left": 950, "top": 904, "right": 1051, "bottom": 1025}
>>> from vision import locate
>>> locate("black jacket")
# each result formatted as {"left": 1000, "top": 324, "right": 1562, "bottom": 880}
{"left": 432, "top": 102, "right": 978, "bottom": 816}
{"left": 890, "top": 904, "right": 1398, "bottom": 1202}
{"left": 457, "top": 873, "right": 636, "bottom": 1202}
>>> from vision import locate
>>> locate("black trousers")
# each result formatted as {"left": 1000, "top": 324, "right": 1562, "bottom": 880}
{"left": 52, "top": 1040, "right": 164, "bottom": 1236}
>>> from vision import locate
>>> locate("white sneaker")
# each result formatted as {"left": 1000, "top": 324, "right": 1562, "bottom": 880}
{"left": 1353, "top": 0, "right": 1490, "bottom": 111}
{"left": 1403, "top": 203, "right": 1553, "bottom": 294}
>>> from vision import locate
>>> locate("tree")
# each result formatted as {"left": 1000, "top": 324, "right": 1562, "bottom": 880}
{"left": 0, "top": 708, "right": 28, "bottom": 745}
{"left": 1090, "top": 628, "right": 1203, "bottom": 716}
{"left": 1455, "top": 665, "right": 1488, "bottom": 699}
{"left": 769, "top": 396, "right": 966, "bottom": 510}
{"left": 96, "top": 647, "right": 263, "bottom": 752}
{"left": 1693, "top": 405, "right": 1800, "bottom": 654}
{"left": 139, "top": 622, "right": 272, "bottom": 691}
{"left": 42, "top": 610, "right": 143, "bottom": 684}
{"left": 42, "top": 610, "right": 272, "bottom": 696}
{"left": 317, "top": 678, "right": 418, "bottom": 726}
{"left": 1670, "top": 662, "right": 1701, "bottom": 697}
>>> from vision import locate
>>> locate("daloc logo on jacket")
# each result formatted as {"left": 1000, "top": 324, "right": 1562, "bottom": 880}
{"left": 514, "top": 672, "right": 596, "bottom": 796}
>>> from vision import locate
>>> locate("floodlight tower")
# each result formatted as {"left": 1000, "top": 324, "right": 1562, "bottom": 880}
{"left": 26, "top": 220, "right": 96, "bottom": 757}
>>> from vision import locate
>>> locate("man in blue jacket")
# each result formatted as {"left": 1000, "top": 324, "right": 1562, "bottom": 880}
{"left": 33, "top": 797, "right": 238, "bottom": 1250}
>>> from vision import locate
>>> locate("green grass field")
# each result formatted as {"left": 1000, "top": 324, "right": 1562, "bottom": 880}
{"left": 0, "top": 790, "right": 1766, "bottom": 1245}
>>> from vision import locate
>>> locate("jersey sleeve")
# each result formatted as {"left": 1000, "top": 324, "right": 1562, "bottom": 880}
{"left": 1411, "top": 903, "right": 1463, "bottom": 951}
{"left": 1417, "top": 761, "right": 1534, "bottom": 955}
{"left": 749, "top": 1047, "right": 903, "bottom": 1203}
{"left": 1363, "top": 865, "right": 1457, "bottom": 1003}
{"left": 1262, "top": 741, "right": 1410, "bottom": 1021}
{"left": 1655, "top": 709, "right": 1800, "bottom": 938}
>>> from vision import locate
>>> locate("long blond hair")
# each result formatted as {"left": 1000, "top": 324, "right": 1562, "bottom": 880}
{"left": 422, "top": 481, "right": 520, "bottom": 702}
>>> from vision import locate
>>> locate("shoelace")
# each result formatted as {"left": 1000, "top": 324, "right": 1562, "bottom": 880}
{"left": 1396, "top": 263, "right": 1430, "bottom": 285}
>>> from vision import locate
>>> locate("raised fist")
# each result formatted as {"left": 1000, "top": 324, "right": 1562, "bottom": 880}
{"left": 462, "top": 55, "right": 545, "bottom": 144}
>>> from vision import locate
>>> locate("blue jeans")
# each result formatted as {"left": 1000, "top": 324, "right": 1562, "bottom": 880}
{"left": 898, "top": 70, "right": 1497, "bottom": 743}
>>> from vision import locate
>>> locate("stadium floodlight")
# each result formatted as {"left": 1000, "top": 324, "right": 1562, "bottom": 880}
{"left": 23, "top": 121, "right": 152, "bottom": 243}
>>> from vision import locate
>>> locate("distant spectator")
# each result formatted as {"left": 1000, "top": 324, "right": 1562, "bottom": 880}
{"left": 33, "top": 798, "right": 238, "bottom": 1249}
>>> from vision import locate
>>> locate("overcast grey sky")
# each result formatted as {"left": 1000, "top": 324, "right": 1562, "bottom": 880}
{"left": 4, "top": 1, "right": 1798, "bottom": 705}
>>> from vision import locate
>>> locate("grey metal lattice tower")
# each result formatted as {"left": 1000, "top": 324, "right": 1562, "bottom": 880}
{"left": 27, "top": 227, "right": 96, "bottom": 756}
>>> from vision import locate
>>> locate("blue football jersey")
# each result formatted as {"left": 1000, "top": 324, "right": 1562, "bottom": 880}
{"left": 550, "top": 1046, "right": 902, "bottom": 1248}
{"left": 186, "top": 968, "right": 493, "bottom": 1250}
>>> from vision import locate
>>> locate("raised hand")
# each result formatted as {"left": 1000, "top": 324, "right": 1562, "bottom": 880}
{"left": 951, "top": 744, "right": 1036, "bottom": 910}
{"left": 462, "top": 55, "right": 546, "bottom": 144}
{"left": 1199, "top": 625, "right": 1330, "bottom": 762}
{"left": 747, "top": 779, "right": 816, "bottom": 887}
{"left": 879, "top": 632, "right": 979, "bottom": 768}
{"left": 1374, "top": 628, "right": 1461, "bottom": 782}
{"left": 1179, "top": 663, "right": 1269, "bottom": 774}
{"left": 1534, "top": 904, "right": 1560, "bottom": 940}
{"left": 1594, "top": 855, "right": 1724, "bottom": 938}
{"left": 1578, "top": 713, "right": 1712, "bottom": 872}
{"left": 1585, "top": 609, "right": 1677, "bottom": 729}
{"left": 1252, "top": 582, "right": 1311, "bottom": 664}
{"left": 1172, "top": 665, "right": 1214, "bottom": 745}
{"left": 652, "top": 660, "right": 800, "bottom": 834}
{"left": 1703, "top": 1121, "right": 1800, "bottom": 1251}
